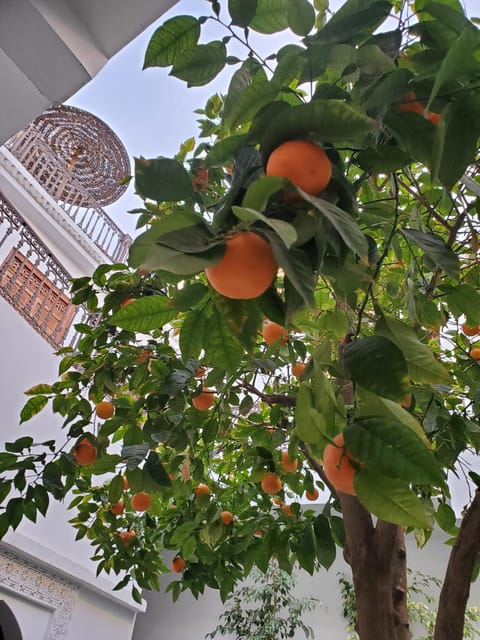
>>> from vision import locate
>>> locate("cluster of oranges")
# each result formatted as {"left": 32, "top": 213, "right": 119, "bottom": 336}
{"left": 205, "top": 139, "right": 331, "bottom": 301}
{"left": 462, "top": 322, "right": 480, "bottom": 360}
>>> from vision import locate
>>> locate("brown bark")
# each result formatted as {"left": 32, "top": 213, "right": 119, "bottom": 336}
{"left": 434, "top": 490, "right": 480, "bottom": 640}
{"left": 339, "top": 493, "right": 406, "bottom": 639}
{"left": 390, "top": 526, "right": 410, "bottom": 640}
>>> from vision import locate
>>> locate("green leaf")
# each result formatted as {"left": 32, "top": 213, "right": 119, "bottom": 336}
{"left": 24, "top": 383, "right": 52, "bottom": 396}
{"left": 203, "top": 307, "right": 244, "bottom": 372}
{"left": 375, "top": 315, "right": 449, "bottom": 384}
{"left": 435, "top": 501, "right": 457, "bottom": 533}
{"left": 129, "top": 219, "right": 225, "bottom": 274}
{"left": 110, "top": 296, "right": 178, "bottom": 332}
{"left": 266, "top": 231, "right": 316, "bottom": 306}
{"left": 313, "top": 514, "right": 336, "bottom": 569}
{"left": 135, "top": 157, "right": 193, "bottom": 202}
{"left": 250, "top": 0, "right": 289, "bottom": 33}
{"left": 433, "top": 98, "right": 480, "bottom": 189}
{"left": 212, "top": 294, "right": 262, "bottom": 352}
{"left": 205, "top": 134, "right": 249, "bottom": 167}
{"left": 0, "top": 453, "right": 20, "bottom": 473}
{"left": 427, "top": 25, "right": 480, "bottom": 109}
{"left": 5, "top": 437, "right": 33, "bottom": 453}
{"left": 20, "top": 396, "right": 49, "bottom": 423}
{"left": 345, "top": 417, "right": 443, "bottom": 485}
{"left": 171, "top": 41, "right": 227, "bottom": 87}
{"left": 261, "top": 100, "right": 376, "bottom": 160}
{"left": 303, "top": 195, "right": 368, "bottom": 258}
{"left": 173, "top": 283, "right": 209, "bottom": 311}
{"left": 344, "top": 336, "right": 410, "bottom": 401}
{"left": 384, "top": 110, "right": 436, "bottom": 167}
{"left": 401, "top": 228, "right": 459, "bottom": 280}
{"left": 445, "top": 284, "right": 480, "bottom": 323}
{"left": 355, "top": 468, "right": 430, "bottom": 529}
{"left": 229, "top": 0, "right": 258, "bottom": 27}
{"left": 232, "top": 206, "right": 297, "bottom": 248}
{"left": 90, "top": 454, "right": 123, "bottom": 475}
{"left": 6, "top": 498, "right": 23, "bottom": 530}
{"left": 295, "top": 384, "right": 327, "bottom": 445}
{"left": 180, "top": 309, "right": 207, "bottom": 361}
{"left": 357, "top": 390, "right": 428, "bottom": 443}
{"left": 223, "top": 79, "right": 280, "bottom": 130}
{"left": 363, "top": 68, "right": 413, "bottom": 115}
{"left": 144, "top": 451, "right": 172, "bottom": 487}
{"left": 34, "top": 485, "right": 49, "bottom": 516}
{"left": 108, "top": 475, "right": 124, "bottom": 504}
{"left": 356, "top": 44, "right": 396, "bottom": 75}
{"left": 242, "top": 175, "right": 286, "bottom": 212}
{"left": 143, "top": 16, "right": 200, "bottom": 68}
{"left": 309, "top": 0, "right": 392, "bottom": 46}
{"left": 356, "top": 145, "right": 411, "bottom": 173}
{"left": 287, "top": 0, "right": 316, "bottom": 35}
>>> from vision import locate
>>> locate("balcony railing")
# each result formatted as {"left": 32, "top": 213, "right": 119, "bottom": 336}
{"left": 0, "top": 193, "right": 97, "bottom": 349}
{"left": 5, "top": 129, "right": 131, "bottom": 263}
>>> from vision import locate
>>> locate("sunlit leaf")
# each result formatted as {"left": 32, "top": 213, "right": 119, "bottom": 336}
{"left": 345, "top": 416, "right": 443, "bottom": 485}
{"left": 355, "top": 468, "right": 430, "bottom": 529}
{"left": 20, "top": 396, "right": 49, "bottom": 424}
{"left": 143, "top": 16, "right": 200, "bottom": 68}
{"left": 171, "top": 41, "right": 227, "bottom": 87}
{"left": 110, "top": 296, "right": 178, "bottom": 332}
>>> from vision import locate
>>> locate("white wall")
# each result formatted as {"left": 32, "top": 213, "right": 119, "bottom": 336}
{"left": 133, "top": 527, "right": 480, "bottom": 640}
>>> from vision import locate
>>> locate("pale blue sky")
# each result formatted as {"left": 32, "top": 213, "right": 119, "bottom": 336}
{"left": 68, "top": 0, "right": 478, "bottom": 236}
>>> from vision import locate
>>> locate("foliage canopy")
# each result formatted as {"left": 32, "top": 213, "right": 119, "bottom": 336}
{"left": 3, "top": 2, "right": 480, "bottom": 635}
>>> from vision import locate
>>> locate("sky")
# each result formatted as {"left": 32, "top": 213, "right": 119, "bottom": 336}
{"left": 68, "top": 0, "right": 478, "bottom": 236}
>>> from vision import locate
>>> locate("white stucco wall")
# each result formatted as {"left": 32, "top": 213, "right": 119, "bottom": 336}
{"left": 133, "top": 526, "right": 480, "bottom": 640}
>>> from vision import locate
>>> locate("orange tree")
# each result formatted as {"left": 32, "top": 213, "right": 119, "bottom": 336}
{"left": 2, "top": 1, "right": 480, "bottom": 638}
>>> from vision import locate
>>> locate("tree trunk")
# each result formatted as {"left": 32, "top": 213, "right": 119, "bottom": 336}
{"left": 434, "top": 490, "right": 480, "bottom": 640}
{"left": 340, "top": 494, "right": 410, "bottom": 640}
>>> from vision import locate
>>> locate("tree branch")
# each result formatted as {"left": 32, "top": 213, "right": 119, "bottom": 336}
{"left": 434, "top": 490, "right": 480, "bottom": 640}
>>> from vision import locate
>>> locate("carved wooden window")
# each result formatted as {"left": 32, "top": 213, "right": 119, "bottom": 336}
{"left": 0, "top": 249, "right": 76, "bottom": 348}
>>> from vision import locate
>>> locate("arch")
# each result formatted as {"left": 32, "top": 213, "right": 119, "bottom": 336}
{"left": 0, "top": 601, "right": 22, "bottom": 640}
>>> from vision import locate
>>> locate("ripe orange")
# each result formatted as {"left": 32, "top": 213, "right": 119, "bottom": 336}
{"left": 194, "top": 483, "right": 210, "bottom": 496}
{"left": 273, "top": 497, "right": 284, "bottom": 506}
{"left": 221, "top": 510, "right": 234, "bottom": 525}
{"left": 427, "top": 112, "right": 441, "bottom": 126}
{"left": 462, "top": 323, "right": 480, "bottom": 337}
{"left": 305, "top": 488, "right": 319, "bottom": 501}
{"left": 292, "top": 362, "right": 306, "bottom": 378}
{"left": 110, "top": 500, "right": 125, "bottom": 515}
{"left": 280, "top": 450, "right": 299, "bottom": 473}
{"left": 119, "top": 530, "right": 136, "bottom": 545}
{"left": 131, "top": 492, "right": 152, "bottom": 512}
{"left": 205, "top": 232, "right": 277, "bottom": 300}
{"left": 265, "top": 139, "right": 332, "bottom": 196}
{"left": 74, "top": 438, "right": 97, "bottom": 466}
{"left": 261, "top": 472, "right": 282, "bottom": 495}
{"left": 282, "top": 504, "right": 294, "bottom": 517}
{"left": 120, "top": 297, "right": 136, "bottom": 307}
{"left": 171, "top": 556, "right": 186, "bottom": 573}
{"left": 195, "top": 365, "right": 206, "bottom": 378}
{"left": 96, "top": 400, "right": 115, "bottom": 420}
{"left": 396, "top": 91, "right": 424, "bottom": 115}
{"left": 122, "top": 476, "right": 130, "bottom": 490}
{"left": 192, "top": 389, "right": 215, "bottom": 411}
{"left": 471, "top": 348, "right": 480, "bottom": 360}
{"left": 262, "top": 320, "right": 288, "bottom": 346}
{"left": 323, "top": 433, "right": 359, "bottom": 496}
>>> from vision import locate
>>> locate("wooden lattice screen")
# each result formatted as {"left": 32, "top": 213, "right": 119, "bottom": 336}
{"left": 0, "top": 248, "right": 76, "bottom": 349}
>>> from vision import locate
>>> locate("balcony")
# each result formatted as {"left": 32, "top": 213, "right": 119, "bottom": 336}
{"left": 5, "top": 105, "right": 132, "bottom": 264}
{"left": 0, "top": 193, "right": 96, "bottom": 349}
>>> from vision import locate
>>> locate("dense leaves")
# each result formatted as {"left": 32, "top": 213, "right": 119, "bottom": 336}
{"left": 2, "top": 0, "right": 480, "bottom": 617}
